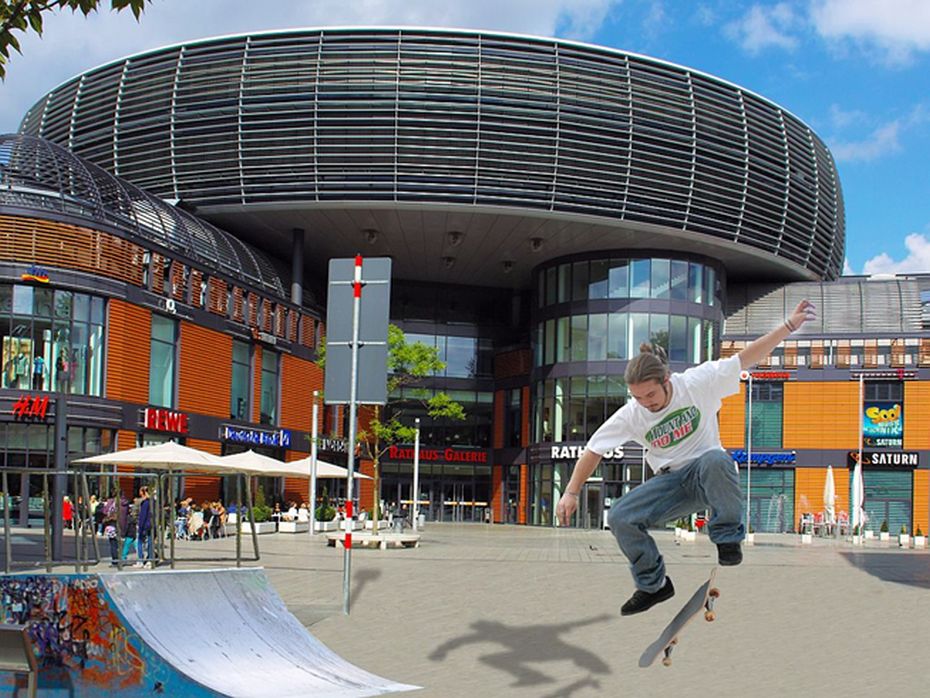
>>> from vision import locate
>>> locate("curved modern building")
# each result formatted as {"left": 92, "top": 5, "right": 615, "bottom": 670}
{"left": 21, "top": 28, "right": 930, "bottom": 538}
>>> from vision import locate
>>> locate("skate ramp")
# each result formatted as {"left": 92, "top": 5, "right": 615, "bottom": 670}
{"left": 0, "top": 568, "right": 417, "bottom": 697}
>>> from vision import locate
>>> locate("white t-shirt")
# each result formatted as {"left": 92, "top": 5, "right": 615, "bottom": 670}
{"left": 586, "top": 355, "right": 742, "bottom": 473}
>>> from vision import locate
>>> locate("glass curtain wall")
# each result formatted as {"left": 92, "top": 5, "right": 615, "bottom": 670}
{"left": 0, "top": 284, "right": 105, "bottom": 396}
{"left": 149, "top": 315, "right": 177, "bottom": 407}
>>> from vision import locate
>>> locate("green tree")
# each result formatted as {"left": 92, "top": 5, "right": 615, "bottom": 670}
{"left": 318, "top": 324, "right": 465, "bottom": 522}
{"left": 1, "top": 1, "right": 149, "bottom": 80}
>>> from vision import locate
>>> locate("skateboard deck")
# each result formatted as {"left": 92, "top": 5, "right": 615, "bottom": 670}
{"left": 639, "top": 568, "right": 719, "bottom": 668}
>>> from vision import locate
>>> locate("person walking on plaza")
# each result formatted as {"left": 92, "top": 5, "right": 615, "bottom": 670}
{"left": 556, "top": 300, "right": 816, "bottom": 616}
{"left": 135, "top": 486, "right": 154, "bottom": 568}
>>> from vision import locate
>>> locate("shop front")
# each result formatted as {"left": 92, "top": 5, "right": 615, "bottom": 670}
{"left": 731, "top": 449, "right": 796, "bottom": 533}
{"left": 528, "top": 443, "right": 647, "bottom": 529}
{"left": 848, "top": 450, "right": 917, "bottom": 535}
{"left": 380, "top": 444, "right": 491, "bottom": 523}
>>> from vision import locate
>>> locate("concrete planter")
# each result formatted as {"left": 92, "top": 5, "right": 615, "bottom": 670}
{"left": 241, "top": 521, "right": 276, "bottom": 535}
{"left": 899, "top": 534, "right": 910, "bottom": 547}
{"left": 681, "top": 530, "right": 696, "bottom": 542}
{"left": 864, "top": 530, "right": 874, "bottom": 540}
{"left": 314, "top": 520, "right": 339, "bottom": 532}
{"left": 879, "top": 531, "right": 891, "bottom": 542}
{"left": 913, "top": 536, "right": 926, "bottom": 549}
{"left": 851, "top": 535, "right": 863, "bottom": 545}
{"left": 800, "top": 533, "right": 813, "bottom": 544}
{"left": 745, "top": 533, "right": 755, "bottom": 545}
{"left": 278, "top": 521, "right": 310, "bottom": 534}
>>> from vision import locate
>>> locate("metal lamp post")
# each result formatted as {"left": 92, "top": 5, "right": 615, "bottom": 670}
{"left": 741, "top": 371, "right": 753, "bottom": 534}
{"left": 412, "top": 418, "right": 421, "bottom": 531}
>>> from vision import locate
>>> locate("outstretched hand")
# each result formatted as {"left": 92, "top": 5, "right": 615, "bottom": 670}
{"left": 556, "top": 493, "right": 578, "bottom": 526}
{"left": 786, "top": 299, "right": 816, "bottom": 332}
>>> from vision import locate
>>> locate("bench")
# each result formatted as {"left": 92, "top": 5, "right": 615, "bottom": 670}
{"left": 0, "top": 624, "right": 37, "bottom": 698}
{"left": 325, "top": 532, "right": 420, "bottom": 550}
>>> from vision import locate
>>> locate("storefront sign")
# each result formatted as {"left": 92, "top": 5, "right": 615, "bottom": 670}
{"left": 318, "top": 437, "right": 347, "bottom": 454}
{"left": 221, "top": 425, "right": 291, "bottom": 448}
{"left": 11, "top": 394, "right": 50, "bottom": 420}
{"left": 550, "top": 445, "right": 625, "bottom": 461}
{"left": 848, "top": 451, "right": 919, "bottom": 468}
{"left": 745, "top": 371, "right": 793, "bottom": 381}
{"left": 20, "top": 264, "right": 50, "bottom": 284}
{"left": 730, "top": 450, "right": 796, "bottom": 465}
{"left": 862, "top": 401, "right": 903, "bottom": 448}
{"left": 143, "top": 408, "right": 189, "bottom": 434}
{"left": 850, "top": 369, "right": 916, "bottom": 380}
{"left": 387, "top": 445, "right": 488, "bottom": 464}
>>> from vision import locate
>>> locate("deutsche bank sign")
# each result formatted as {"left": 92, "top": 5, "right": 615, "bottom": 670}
{"left": 222, "top": 425, "right": 291, "bottom": 448}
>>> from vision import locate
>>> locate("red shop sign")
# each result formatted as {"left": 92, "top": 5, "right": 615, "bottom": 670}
{"left": 143, "top": 408, "right": 189, "bottom": 434}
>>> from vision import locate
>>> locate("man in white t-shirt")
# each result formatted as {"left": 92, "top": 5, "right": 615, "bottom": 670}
{"left": 556, "top": 300, "right": 816, "bottom": 615}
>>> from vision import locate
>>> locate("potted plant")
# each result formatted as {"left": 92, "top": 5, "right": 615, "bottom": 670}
{"left": 899, "top": 524, "right": 910, "bottom": 548}
{"left": 851, "top": 524, "right": 863, "bottom": 545}
{"left": 682, "top": 518, "right": 696, "bottom": 542}
{"left": 746, "top": 523, "right": 755, "bottom": 546}
{"left": 914, "top": 526, "right": 926, "bottom": 549}
{"left": 314, "top": 489, "right": 338, "bottom": 532}
{"left": 674, "top": 518, "right": 685, "bottom": 539}
{"left": 242, "top": 487, "right": 276, "bottom": 534}
{"left": 879, "top": 520, "right": 890, "bottom": 542}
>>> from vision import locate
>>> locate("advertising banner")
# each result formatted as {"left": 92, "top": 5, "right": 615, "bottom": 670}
{"left": 862, "top": 401, "right": 903, "bottom": 448}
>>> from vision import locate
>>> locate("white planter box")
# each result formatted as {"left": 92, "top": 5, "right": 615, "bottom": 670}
{"left": 314, "top": 520, "right": 339, "bottom": 532}
{"left": 681, "top": 530, "right": 696, "bottom": 542}
{"left": 278, "top": 521, "right": 310, "bottom": 533}
{"left": 914, "top": 536, "right": 926, "bottom": 549}
{"left": 227, "top": 512, "right": 238, "bottom": 525}
{"left": 800, "top": 533, "right": 813, "bottom": 544}
{"left": 745, "top": 533, "right": 755, "bottom": 546}
{"left": 365, "top": 520, "right": 389, "bottom": 530}
{"left": 864, "top": 530, "right": 874, "bottom": 540}
{"left": 241, "top": 521, "right": 277, "bottom": 535}
{"left": 899, "top": 534, "right": 910, "bottom": 547}
{"left": 879, "top": 532, "right": 891, "bottom": 542}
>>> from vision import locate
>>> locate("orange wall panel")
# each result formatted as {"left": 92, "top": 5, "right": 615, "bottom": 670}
{"left": 280, "top": 354, "right": 322, "bottom": 433}
{"left": 784, "top": 382, "right": 860, "bottom": 450}
{"left": 492, "top": 465, "right": 503, "bottom": 523}
{"left": 905, "top": 382, "right": 930, "bottom": 450}
{"left": 106, "top": 300, "right": 150, "bottom": 404}
{"left": 518, "top": 463, "right": 528, "bottom": 525}
{"left": 719, "top": 385, "right": 745, "bottom": 449}
{"left": 178, "top": 321, "right": 231, "bottom": 418}
{"left": 252, "top": 346, "right": 262, "bottom": 423}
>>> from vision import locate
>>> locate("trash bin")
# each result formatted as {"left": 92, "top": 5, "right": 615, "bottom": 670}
{"left": 417, "top": 513, "right": 425, "bottom": 528}
{"left": 392, "top": 518, "right": 404, "bottom": 533}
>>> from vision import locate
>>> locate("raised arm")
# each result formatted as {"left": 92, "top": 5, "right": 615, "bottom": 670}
{"left": 738, "top": 299, "right": 816, "bottom": 370}
{"left": 556, "top": 449, "right": 603, "bottom": 525}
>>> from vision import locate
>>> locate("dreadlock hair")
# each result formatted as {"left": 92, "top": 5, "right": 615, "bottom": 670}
{"left": 624, "top": 342, "right": 670, "bottom": 385}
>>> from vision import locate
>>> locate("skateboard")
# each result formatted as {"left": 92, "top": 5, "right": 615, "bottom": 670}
{"left": 638, "top": 568, "right": 719, "bottom": 668}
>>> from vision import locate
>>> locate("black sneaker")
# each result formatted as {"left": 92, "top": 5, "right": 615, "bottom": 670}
{"left": 717, "top": 542, "right": 743, "bottom": 566}
{"left": 620, "top": 577, "right": 675, "bottom": 616}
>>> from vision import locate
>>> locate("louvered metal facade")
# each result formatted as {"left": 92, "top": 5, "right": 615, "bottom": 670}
{"left": 19, "top": 27, "right": 844, "bottom": 280}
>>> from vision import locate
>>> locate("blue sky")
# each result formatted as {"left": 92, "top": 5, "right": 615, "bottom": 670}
{"left": 0, "top": 0, "right": 928, "bottom": 275}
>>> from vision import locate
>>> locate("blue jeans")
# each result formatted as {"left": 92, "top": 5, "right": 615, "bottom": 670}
{"left": 607, "top": 449, "right": 744, "bottom": 593}
{"left": 137, "top": 530, "right": 153, "bottom": 561}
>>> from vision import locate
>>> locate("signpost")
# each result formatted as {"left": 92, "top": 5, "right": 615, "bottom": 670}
{"left": 325, "top": 256, "right": 391, "bottom": 615}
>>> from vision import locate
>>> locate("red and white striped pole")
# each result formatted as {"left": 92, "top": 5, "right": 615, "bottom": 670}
{"left": 342, "top": 254, "right": 363, "bottom": 614}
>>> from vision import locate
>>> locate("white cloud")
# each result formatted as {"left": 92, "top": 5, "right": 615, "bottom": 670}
{"left": 830, "top": 120, "right": 902, "bottom": 162}
{"left": 829, "top": 104, "right": 869, "bottom": 130}
{"left": 724, "top": 2, "right": 799, "bottom": 54}
{"left": 842, "top": 258, "right": 856, "bottom": 276}
{"left": 0, "top": 0, "right": 618, "bottom": 132}
{"left": 862, "top": 233, "right": 930, "bottom": 274}
{"left": 811, "top": 0, "right": 930, "bottom": 65}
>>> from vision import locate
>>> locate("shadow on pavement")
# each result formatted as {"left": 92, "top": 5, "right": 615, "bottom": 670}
{"left": 840, "top": 551, "right": 930, "bottom": 589}
{"left": 351, "top": 567, "right": 381, "bottom": 606}
{"left": 428, "top": 615, "right": 612, "bottom": 690}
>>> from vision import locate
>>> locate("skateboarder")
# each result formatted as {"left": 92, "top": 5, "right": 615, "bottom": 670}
{"left": 556, "top": 300, "right": 816, "bottom": 615}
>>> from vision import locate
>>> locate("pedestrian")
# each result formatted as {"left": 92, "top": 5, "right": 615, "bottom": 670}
{"left": 118, "top": 492, "right": 136, "bottom": 562}
{"left": 102, "top": 495, "right": 119, "bottom": 564}
{"left": 134, "top": 486, "right": 154, "bottom": 568}
{"left": 556, "top": 300, "right": 816, "bottom": 616}
{"left": 62, "top": 496, "right": 73, "bottom": 529}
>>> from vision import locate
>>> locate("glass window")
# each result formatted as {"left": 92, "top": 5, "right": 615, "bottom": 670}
{"left": 35, "top": 289, "right": 53, "bottom": 317}
{"left": 556, "top": 317, "right": 570, "bottom": 362}
{"left": 631, "top": 313, "right": 649, "bottom": 356}
{"left": 689, "top": 263, "right": 703, "bottom": 303}
{"left": 535, "top": 324, "right": 544, "bottom": 366}
{"left": 704, "top": 267, "right": 716, "bottom": 307}
{"left": 572, "top": 262, "right": 589, "bottom": 301}
{"left": 260, "top": 349, "right": 279, "bottom": 425}
{"left": 608, "top": 259, "right": 629, "bottom": 298}
{"left": 569, "top": 377, "right": 586, "bottom": 439}
{"left": 689, "top": 317, "right": 702, "bottom": 363}
{"left": 589, "top": 260, "right": 609, "bottom": 299}
{"left": 149, "top": 315, "right": 177, "bottom": 407}
{"left": 545, "top": 267, "right": 557, "bottom": 306}
{"left": 586, "top": 376, "right": 606, "bottom": 438}
{"left": 553, "top": 378, "right": 567, "bottom": 441}
{"left": 631, "top": 259, "right": 650, "bottom": 298}
{"left": 537, "top": 271, "right": 545, "bottom": 308}
{"left": 73, "top": 293, "right": 90, "bottom": 322}
{"left": 445, "top": 336, "right": 477, "bottom": 378}
{"left": 606, "top": 376, "right": 626, "bottom": 417}
{"left": 231, "top": 340, "right": 251, "bottom": 420}
{"left": 505, "top": 388, "right": 521, "bottom": 448}
{"left": 608, "top": 312, "right": 627, "bottom": 360}
{"left": 670, "top": 261, "right": 689, "bottom": 301}
{"left": 12, "top": 285, "right": 33, "bottom": 315}
{"left": 570, "top": 315, "right": 587, "bottom": 362}
{"left": 651, "top": 259, "right": 670, "bottom": 300}
{"left": 557, "top": 264, "right": 571, "bottom": 303}
{"left": 669, "top": 315, "right": 688, "bottom": 362}
{"left": 544, "top": 319, "right": 555, "bottom": 364}
{"left": 588, "top": 313, "right": 607, "bottom": 361}
{"left": 650, "top": 314, "right": 669, "bottom": 352}
{"left": 747, "top": 382, "right": 784, "bottom": 448}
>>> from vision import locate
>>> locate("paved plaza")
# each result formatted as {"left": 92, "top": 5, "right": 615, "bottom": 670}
{"left": 5, "top": 523, "right": 930, "bottom": 696}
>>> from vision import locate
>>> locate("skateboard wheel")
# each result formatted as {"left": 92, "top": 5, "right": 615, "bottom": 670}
{"left": 704, "top": 611, "right": 716, "bottom": 622}
{"left": 662, "top": 657, "right": 672, "bottom": 667}
{"left": 709, "top": 588, "right": 720, "bottom": 598}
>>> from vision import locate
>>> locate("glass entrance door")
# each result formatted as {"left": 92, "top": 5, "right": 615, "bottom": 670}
{"left": 581, "top": 483, "right": 602, "bottom": 530}
{"left": 442, "top": 481, "right": 470, "bottom": 522}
